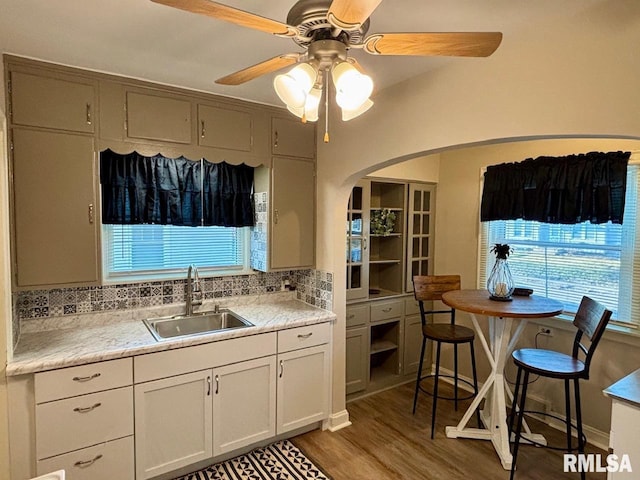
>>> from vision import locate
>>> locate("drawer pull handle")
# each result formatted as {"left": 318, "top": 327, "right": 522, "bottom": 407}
{"left": 73, "top": 402, "right": 101, "bottom": 413}
{"left": 297, "top": 332, "right": 313, "bottom": 339}
{"left": 215, "top": 375, "right": 220, "bottom": 395}
{"left": 72, "top": 373, "right": 101, "bottom": 382}
{"left": 279, "top": 360, "right": 284, "bottom": 378}
{"left": 75, "top": 454, "right": 103, "bottom": 468}
{"left": 347, "top": 314, "right": 355, "bottom": 319}
{"left": 207, "top": 375, "right": 212, "bottom": 396}
{"left": 382, "top": 308, "right": 392, "bottom": 313}
{"left": 86, "top": 103, "right": 92, "bottom": 125}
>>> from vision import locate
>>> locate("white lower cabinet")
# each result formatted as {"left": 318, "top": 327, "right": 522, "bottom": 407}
{"left": 134, "top": 369, "right": 213, "bottom": 480}
{"left": 277, "top": 344, "right": 330, "bottom": 434}
{"left": 212, "top": 356, "right": 277, "bottom": 456}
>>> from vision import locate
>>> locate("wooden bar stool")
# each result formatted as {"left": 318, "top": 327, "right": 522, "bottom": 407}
{"left": 412, "top": 275, "right": 480, "bottom": 439}
{"left": 508, "top": 296, "right": 612, "bottom": 479}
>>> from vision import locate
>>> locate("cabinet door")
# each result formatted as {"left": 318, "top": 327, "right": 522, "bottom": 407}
{"left": 406, "top": 183, "right": 436, "bottom": 292}
{"left": 134, "top": 370, "right": 213, "bottom": 480}
{"left": 212, "top": 357, "right": 276, "bottom": 456}
{"left": 126, "top": 90, "right": 192, "bottom": 144}
{"left": 346, "top": 180, "right": 370, "bottom": 301}
{"left": 10, "top": 71, "right": 96, "bottom": 133}
{"left": 277, "top": 344, "right": 330, "bottom": 434}
{"left": 12, "top": 128, "right": 98, "bottom": 287}
{"left": 271, "top": 116, "right": 315, "bottom": 159}
{"left": 271, "top": 157, "right": 315, "bottom": 269}
{"left": 346, "top": 326, "right": 369, "bottom": 395}
{"left": 198, "top": 104, "right": 252, "bottom": 152}
{"left": 403, "top": 314, "right": 425, "bottom": 376}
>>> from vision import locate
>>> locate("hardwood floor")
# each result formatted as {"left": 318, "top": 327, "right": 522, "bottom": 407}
{"left": 293, "top": 383, "right": 607, "bottom": 479}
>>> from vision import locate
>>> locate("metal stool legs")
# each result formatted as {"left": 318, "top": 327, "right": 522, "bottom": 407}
{"left": 509, "top": 369, "right": 587, "bottom": 480}
{"left": 413, "top": 337, "right": 480, "bottom": 439}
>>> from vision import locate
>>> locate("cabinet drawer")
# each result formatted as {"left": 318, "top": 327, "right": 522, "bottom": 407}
{"left": 370, "top": 300, "right": 403, "bottom": 323}
{"left": 134, "top": 332, "right": 276, "bottom": 383}
{"left": 37, "top": 435, "right": 134, "bottom": 480}
{"left": 405, "top": 297, "right": 422, "bottom": 316}
{"left": 35, "top": 358, "right": 132, "bottom": 403}
{"left": 36, "top": 386, "right": 133, "bottom": 459}
{"left": 346, "top": 304, "right": 369, "bottom": 328}
{"left": 278, "top": 323, "right": 331, "bottom": 353}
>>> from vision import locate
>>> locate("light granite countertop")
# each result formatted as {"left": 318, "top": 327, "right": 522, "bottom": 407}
{"left": 8, "top": 292, "right": 336, "bottom": 376}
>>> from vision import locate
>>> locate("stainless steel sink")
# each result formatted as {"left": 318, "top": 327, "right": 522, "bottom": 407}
{"left": 143, "top": 309, "right": 253, "bottom": 341}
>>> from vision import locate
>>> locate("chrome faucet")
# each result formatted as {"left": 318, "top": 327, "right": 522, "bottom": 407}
{"left": 186, "top": 264, "right": 203, "bottom": 316}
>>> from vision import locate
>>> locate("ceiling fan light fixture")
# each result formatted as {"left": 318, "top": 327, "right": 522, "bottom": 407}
{"left": 341, "top": 98, "right": 374, "bottom": 121}
{"left": 273, "top": 62, "right": 317, "bottom": 108}
{"left": 303, "top": 86, "right": 323, "bottom": 122}
{"left": 332, "top": 61, "right": 374, "bottom": 110}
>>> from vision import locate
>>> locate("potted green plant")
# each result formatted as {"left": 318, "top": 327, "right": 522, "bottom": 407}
{"left": 370, "top": 208, "right": 397, "bottom": 236}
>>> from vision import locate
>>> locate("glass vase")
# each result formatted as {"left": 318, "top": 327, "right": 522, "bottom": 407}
{"left": 487, "top": 258, "right": 515, "bottom": 301}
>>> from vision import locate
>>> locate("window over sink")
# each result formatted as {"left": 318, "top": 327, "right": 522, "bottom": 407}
{"left": 103, "top": 224, "right": 250, "bottom": 282}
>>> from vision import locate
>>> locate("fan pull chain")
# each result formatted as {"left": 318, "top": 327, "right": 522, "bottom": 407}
{"left": 324, "top": 69, "right": 330, "bottom": 143}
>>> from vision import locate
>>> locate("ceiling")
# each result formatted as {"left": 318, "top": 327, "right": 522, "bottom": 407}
{"left": 0, "top": 0, "right": 607, "bottom": 107}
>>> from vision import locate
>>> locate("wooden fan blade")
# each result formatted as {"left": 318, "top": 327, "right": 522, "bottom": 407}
{"left": 328, "top": 0, "right": 382, "bottom": 30}
{"left": 363, "top": 32, "right": 503, "bottom": 57}
{"left": 151, "top": 0, "right": 297, "bottom": 36}
{"left": 215, "top": 54, "right": 301, "bottom": 85}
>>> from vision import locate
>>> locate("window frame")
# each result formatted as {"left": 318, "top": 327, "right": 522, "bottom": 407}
{"left": 101, "top": 223, "right": 253, "bottom": 284}
{"left": 478, "top": 164, "right": 640, "bottom": 328}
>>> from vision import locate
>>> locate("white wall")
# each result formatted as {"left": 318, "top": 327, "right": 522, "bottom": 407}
{"left": 316, "top": 1, "right": 640, "bottom": 431}
{"left": 371, "top": 154, "right": 439, "bottom": 183}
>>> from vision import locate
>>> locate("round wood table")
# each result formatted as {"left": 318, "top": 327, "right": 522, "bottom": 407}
{"left": 441, "top": 289, "right": 564, "bottom": 470}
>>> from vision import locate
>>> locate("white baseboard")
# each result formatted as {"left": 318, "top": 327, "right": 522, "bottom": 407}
{"left": 324, "top": 409, "right": 351, "bottom": 432}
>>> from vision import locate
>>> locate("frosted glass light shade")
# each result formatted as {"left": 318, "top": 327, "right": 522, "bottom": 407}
{"left": 274, "top": 63, "right": 316, "bottom": 108}
{"left": 341, "top": 98, "right": 374, "bottom": 121}
{"left": 304, "top": 87, "right": 322, "bottom": 122}
{"left": 332, "top": 62, "right": 373, "bottom": 110}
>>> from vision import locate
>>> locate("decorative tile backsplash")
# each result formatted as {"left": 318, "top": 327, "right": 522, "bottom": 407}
{"left": 250, "top": 192, "right": 269, "bottom": 271}
{"left": 14, "top": 269, "right": 333, "bottom": 345}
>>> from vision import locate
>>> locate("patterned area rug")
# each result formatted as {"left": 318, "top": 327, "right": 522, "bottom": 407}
{"left": 176, "top": 440, "right": 331, "bottom": 480}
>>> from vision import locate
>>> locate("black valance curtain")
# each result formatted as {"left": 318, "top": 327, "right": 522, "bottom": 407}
{"left": 100, "top": 149, "right": 254, "bottom": 227}
{"left": 480, "top": 151, "right": 630, "bottom": 224}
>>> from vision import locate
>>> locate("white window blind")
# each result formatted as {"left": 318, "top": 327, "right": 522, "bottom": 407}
{"left": 480, "top": 164, "right": 640, "bottom": 325}
{"left": 104, "top": 224, "right": 247, "bottom": 281}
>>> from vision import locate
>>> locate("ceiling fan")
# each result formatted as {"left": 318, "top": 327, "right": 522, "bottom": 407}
{"left": 151, "top": 0, "right": 502, "bottom": 126}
